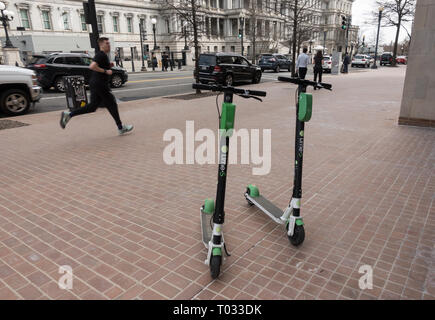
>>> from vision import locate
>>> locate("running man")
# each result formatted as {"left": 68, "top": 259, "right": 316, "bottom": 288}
{"left": 60, "top": 37, "right": 133, "bottom": 135}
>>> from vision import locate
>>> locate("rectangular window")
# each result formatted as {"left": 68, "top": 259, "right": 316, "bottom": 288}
{"left": 127, "top": 17, "right": 133, "bottom": 33}
{"left": 63, "top": 13, "right": 70, "bottom": 30}
{"left": 113, "top": 16, "right": 119, "bottom": 33}
{"left": 42, "top": 11, "right": 51, "bottom": 30}
{"left": 97, "top": 15, "right": 104, "bottom": 33}
{"left": 80, "top": 14, "right": 87, "bottom": 31}
{"left": 20, "top": 9, "right": 31, "bottom": 29}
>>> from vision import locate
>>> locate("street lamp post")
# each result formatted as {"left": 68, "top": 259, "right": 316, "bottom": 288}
{"left": 151, "top": 17, "right": 157, "bottom": 71}
{"left": 372, "top": 6, "right": 384, "bottom": 69}
{"left": 309, "top": 39, "right": 313, "bottom": 54}
{"left": 323, "top": 28, "right": 327, "bottom": 55}
{"left": 151, "top": 17, "right": 157, "bottom": 50}
{"left": 183, "top": 21, "right": 188, "bottom": 50}
{"left": 239, "top": 15, "right": 244, "bottom": 56}
{"left": 139, "top": 21, "right": 147, "bottom": 71}
{"left": 0, "top": 2, "right": 15, "bottom": 48}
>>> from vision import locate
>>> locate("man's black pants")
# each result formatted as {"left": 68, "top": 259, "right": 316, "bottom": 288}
{"left": 298, "top": 67, "right": 308, "bottom": 79}
{"left": 314, "top": 67, "right": 323, "bottom": 83}
{"left": 70, "top": 84, "right": 122, "bottom": 130}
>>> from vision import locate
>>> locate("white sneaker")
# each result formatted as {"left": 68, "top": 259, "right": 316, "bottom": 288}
{"left": 60, "top": 111, "right": 71, "bottom": 129}
{"left": 119, "top": 124, "right": 134, "bottom": 135}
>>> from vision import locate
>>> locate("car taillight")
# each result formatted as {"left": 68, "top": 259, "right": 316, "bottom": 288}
{"left": 362, "top": 59, "right": 366, "bottom": 61}
{"left": 34, "top": 64, "right": 47, "bottom": 69}
{"left": 328, "top": 61, "right": 331, "bottom": 64}
{"left": 32, "top": 74, "right": 38, "bottom": 86}
{"left": 214, "top": 65, "right": 222, "bottom": 72}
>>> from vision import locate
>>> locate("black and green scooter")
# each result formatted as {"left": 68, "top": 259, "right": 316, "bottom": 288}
{"left": 245, "top": 77, "right": 332, "bottom": 246}
{"left": 193, "top": 83, "right": 266, "bottom": 279}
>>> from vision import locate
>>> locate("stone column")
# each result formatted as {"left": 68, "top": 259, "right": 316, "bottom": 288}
{"left": 399, "top": 0, "right": 435, "bottom": 127}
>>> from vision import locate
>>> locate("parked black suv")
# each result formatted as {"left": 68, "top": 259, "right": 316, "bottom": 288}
{"left": 380, "top": 53, "right": 393, "bottom": 66}
{"left": 258, "top": 53, "right": 292, "bottom": 72}
{"left": 196, "top": 53, "right": 262, "bottom": 86}
{"left": 26, "top": 53, "right": 128, "bottom": 92}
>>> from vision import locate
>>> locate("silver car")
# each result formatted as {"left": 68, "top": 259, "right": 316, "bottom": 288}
{"left": 351, "top": 55, "right": 370, "bottom": 68}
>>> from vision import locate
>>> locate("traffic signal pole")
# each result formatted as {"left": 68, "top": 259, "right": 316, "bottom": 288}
{"left": 83, "top": 0, "right": 100, "bottom": 54}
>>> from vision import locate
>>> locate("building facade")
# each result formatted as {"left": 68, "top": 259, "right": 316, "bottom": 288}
{"left": 0, "top": 0, "right": 358, "bottom": 64}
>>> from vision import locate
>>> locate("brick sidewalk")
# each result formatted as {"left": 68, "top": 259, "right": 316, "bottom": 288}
{"left": 0, "top": 66, "right": 433, "bottom": 300}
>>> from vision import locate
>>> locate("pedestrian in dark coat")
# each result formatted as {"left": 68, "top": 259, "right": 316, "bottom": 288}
{"left": 313, "top": 51, "right": 323, "bottom": 89}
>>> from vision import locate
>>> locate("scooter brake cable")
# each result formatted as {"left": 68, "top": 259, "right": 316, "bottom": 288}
{"left": 215, "top": 92, "right": 222, "bottom": 120}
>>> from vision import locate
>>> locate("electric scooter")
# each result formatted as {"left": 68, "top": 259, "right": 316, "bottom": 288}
{"left": 193, "top": 83, "right": 266, "bottom": 279}
{"left": 244, "top": 77, "right": 332, "bottom": 246}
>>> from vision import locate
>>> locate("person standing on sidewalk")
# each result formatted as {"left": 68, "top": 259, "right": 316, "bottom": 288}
{"left": 59, "top": 37, "right": 133, "bottom": 135}
{"left": 115, "top": 51, "right": 121, "bottom": 67}
{"left": 296, "top": 47, "right": 310, "bottom": 79}
{"left": 343, "top": 53, "right": 350, "bottom": 74}
{"left": 313, "top": 50, "right": 323, "bottom": 90}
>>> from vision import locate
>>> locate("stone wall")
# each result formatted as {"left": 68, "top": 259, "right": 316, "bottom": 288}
{"left": 399, "top": 0, "right": 435, "bottom": 128}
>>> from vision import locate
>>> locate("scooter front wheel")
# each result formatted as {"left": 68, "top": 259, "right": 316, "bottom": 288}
{"left": 287, "top": 224, "right": 305, "bottom": 246}
{"left": 210, "top": 255, "right": 222, "bottom": 279}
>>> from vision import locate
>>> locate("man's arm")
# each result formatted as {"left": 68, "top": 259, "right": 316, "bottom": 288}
{"left": 89, "top": 61, "right": 112, "bottom": 75}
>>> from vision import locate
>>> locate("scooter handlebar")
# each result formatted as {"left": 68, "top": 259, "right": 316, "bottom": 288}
{"left": 278, "top": 76, "right": 332, "bottom": 91}
{"left": 192, "top": 83, "right": 267, "bottom": 97}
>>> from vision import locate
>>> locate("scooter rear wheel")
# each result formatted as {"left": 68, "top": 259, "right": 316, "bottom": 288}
{"left": 287, "top": 224, "right": 305, "bottom": 246}
{"left": 210, "top": 255, "right": 221, "bottom": 279}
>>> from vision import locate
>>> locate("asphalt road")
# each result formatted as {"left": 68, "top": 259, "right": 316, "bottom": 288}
{"left": 3, "top": 66, "right": 370, "bottom": 117}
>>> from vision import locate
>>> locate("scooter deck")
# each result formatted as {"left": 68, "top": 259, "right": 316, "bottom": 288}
{"left": 201, "top": 210, "right": 213, "bottom": 248}
{"left": 247, "top": 194, "right": 284, "bottom": 223}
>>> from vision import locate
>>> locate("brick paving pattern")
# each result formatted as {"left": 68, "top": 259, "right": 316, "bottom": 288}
{"left": 0, "top": 66, "right": 433, "bottom": 300}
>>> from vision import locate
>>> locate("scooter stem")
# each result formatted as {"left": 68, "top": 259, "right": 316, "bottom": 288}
{"left": 292, "top": 84, "right": 307, "bottom": 217}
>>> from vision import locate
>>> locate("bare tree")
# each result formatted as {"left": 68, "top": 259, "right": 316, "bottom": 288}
{"left": 158, "top": 0, "right": 205, "bottom": 92}
{"left": 270, "top": 0, "right": 318, "bottom": 75}
{"left": 375, "top": 0, "right": 415, "bottom": 66}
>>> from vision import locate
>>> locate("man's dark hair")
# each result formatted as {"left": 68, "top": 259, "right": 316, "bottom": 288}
{"left": 98, "top": 37, "right": 109, "bottom": 45}
{"left": 303, "top": 47, "right": 308, "bottom": 53}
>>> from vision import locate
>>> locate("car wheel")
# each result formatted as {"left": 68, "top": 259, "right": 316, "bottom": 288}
{"left": 0, "top": 88, "right": 31, "bottom": 116}
{"left": 252, "top": 71, "right": 261, "bottom": 84}
{"left": 224, "top": 74, "right": 233, "bottom": 86}
{"left": 275, "top": 66, "right": 280, "bottom": 73}
{"left": 54, "top": 76, "right": 66, "bottom": 92}
{"left": 111, "top": 74, "right": 123, "bottom": 88}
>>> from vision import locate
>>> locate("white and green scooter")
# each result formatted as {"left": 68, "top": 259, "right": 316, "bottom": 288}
{"left": 245, "top": 77, "right": 332, "bottom": 246}
{"left": 193, "top": 83, "right": 266, "bottom": 279}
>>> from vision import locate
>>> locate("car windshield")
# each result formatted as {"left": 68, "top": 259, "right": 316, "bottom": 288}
{"left": 323, "top": 57, "right": 330, "bottom": 61}
{"left": 28, "top": 56, "right": 48, "bottom": 64}
{"left": 355, "top": 55, "right": 364, "bottom": 59}
{"left": 260, "top": 55, "right": 273, "bottom": 60}
{"left": 199, "top": 55, "right": 216, "bottom": 65}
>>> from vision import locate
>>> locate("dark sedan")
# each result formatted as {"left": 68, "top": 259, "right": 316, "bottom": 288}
{"left": 27, "top": 53, "right": 128, "bottom": 92}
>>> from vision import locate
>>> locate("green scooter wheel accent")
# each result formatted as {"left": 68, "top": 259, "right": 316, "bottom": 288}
{"left": 296, "top": 218, "right": 304, "bottom": 226}
{"left": 203, "top": 199, "right": 214, "bottom": 214}
{"left": 247, "top": 184, "right": 260, "bottom": 197}
{"left": 212, "top": 247, "right": 222, "bottom": 256}
{"left": 210, "top": 255, "right": 222, "bottom": 279}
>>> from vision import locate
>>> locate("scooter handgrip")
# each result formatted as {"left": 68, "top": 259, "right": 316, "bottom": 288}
{"left": 245, "top": 89, "right": 267, "bottom": 97}
{"left": 277, "top": 76, "right": 297, "bottom": 84}
{"left": 319, "top": 82, "right": 332, "bottom": 90}
{"left": 192, "top": 83, "right": 214, "bottom": 91}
